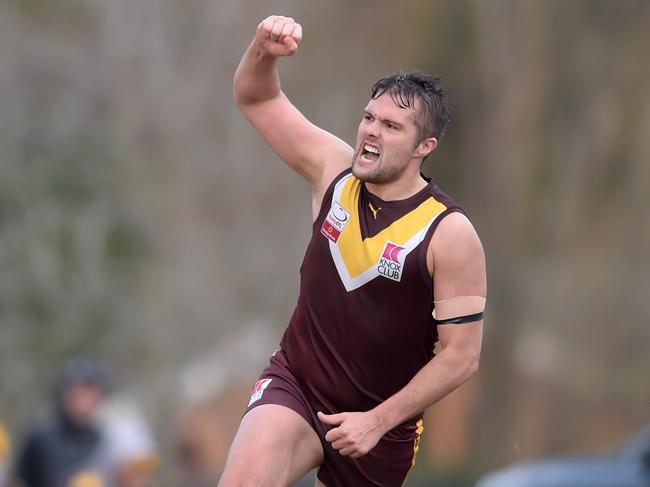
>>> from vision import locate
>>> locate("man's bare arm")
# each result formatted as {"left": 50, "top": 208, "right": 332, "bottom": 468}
{"left": 233, "top": 16, "right": 353, "bottom": 213}
{"left": 318, "top": 213, "right": 486, "bottom": 457}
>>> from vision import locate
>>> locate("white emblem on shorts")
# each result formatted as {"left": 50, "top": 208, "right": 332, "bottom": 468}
{"left": 248, "top": 378, "right": 273, "bottom": 406}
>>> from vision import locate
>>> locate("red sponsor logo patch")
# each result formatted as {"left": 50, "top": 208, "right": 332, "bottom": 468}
{"left": 321, "top": 221, "right": 341, "bottom": 242}
{"left": 321, "top": 201, "right": 351, "bottom": 243}
{"left": 382, "top": 242, "right": 405, "bottom": 263}
{"left": 248, "top": 378, "right": 272, "bottom": 406}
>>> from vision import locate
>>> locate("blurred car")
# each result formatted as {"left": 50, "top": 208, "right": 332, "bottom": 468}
{"left": 475, "top": 424, "right": 650, "bottom": 487}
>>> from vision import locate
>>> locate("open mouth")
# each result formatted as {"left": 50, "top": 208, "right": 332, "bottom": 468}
{"left": 360, "top": 143, "right": 381, "bottom": 163}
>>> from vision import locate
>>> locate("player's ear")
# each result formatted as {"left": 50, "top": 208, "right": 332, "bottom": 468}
{"left": 414, "top": 137, "right": 438, "bottom": 159}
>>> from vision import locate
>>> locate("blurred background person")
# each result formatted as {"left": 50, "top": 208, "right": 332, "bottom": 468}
{"left": 12, "top": 358, "right": 110, "bottom": 487}
{"left": 98, "top": 397, "right": 158, "bottom": 487}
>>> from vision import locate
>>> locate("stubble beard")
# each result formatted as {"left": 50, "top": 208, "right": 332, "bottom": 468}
{"left": 351, "top": 150, "right": 402, "bottom": 185}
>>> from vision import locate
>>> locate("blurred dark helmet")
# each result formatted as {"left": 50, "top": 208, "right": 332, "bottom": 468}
{"left": 56, "top": 357, "right": 113, "bottom": 397}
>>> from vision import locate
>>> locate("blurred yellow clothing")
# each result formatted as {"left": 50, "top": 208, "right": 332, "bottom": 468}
{"left": 0, "top": 421, "right": 10, "bottom": 461}
{"left": 69, "top": 470, "right": 104, "bottom": 487}
{"left": 122, "top": 454, "right": 159, "bottom": 474}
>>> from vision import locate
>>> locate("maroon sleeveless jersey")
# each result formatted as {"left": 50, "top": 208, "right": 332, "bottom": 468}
{"left": 280, "top": 169, "right": 463, "bottom": 419}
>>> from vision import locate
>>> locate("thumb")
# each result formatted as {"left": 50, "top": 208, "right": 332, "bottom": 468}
{"left": 317, "top": 411, "right": 345, "bottom": 426}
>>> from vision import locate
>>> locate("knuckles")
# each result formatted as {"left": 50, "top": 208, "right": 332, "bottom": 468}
{"left": 259, "top": 15, "right": 300, "bottom": 33}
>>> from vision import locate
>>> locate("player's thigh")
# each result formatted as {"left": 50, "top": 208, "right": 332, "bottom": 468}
{"left": 219, "top": 404, "right": 324, "bottom": 487}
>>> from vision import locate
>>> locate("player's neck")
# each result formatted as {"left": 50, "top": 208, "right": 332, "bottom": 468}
{"left": 365, "top": 173, "right": 428, "bottom": 202}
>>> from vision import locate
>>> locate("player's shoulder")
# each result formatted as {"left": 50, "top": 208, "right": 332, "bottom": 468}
{"left": 318, "top": 145, "right": 354, "bottom": 189}
{"left": 312, "top": 153, "right": 353, "bottom": 217}
{"left": 436, "top": 211, "right": 478, "bottom": 240}
{"left": 430, "top": 211, "right": 484, "bottom": 263}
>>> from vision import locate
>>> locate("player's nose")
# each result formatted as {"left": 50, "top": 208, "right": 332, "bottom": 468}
{"left": 362, "top": 119, "right": 380, "bottom": 139}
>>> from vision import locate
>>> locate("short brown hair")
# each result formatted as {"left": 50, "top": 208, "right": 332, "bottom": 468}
{"left": 371, "top": 70, "right": 450, "bottom": 144}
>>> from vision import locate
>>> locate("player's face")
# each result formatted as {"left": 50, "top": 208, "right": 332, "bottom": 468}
{"left": 352, "top": 93, "right": 422, "bottom": 185}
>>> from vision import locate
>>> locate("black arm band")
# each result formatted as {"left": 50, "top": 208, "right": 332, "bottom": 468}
{"left": 433, "top": 311, "right": 484, "bottom": 325}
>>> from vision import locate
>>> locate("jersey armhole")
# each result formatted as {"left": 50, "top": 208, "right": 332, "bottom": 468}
{"left": 311, "top": 168, "right": 353, "bottom": 231}
{"left": 417, "top": 207, "right": 467, "bottom": 286}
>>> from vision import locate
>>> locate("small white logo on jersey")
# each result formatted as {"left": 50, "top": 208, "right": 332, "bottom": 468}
{"left": 377, "top": 241, "right": 406, "bottom": 282}
{"left": 321, "top": 201, "right": 352, "bottom": 243}
{"left": 248, "top": 378, "right": 272, "bottom": 406}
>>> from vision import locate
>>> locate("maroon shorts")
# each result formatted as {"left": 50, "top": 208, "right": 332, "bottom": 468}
{"left": 244, "top": 350, "right": 423, "bottom": 487}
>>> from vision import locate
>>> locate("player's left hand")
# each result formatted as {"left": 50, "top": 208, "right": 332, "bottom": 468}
{"left": 317, "top": 410, "right": 385, "bottom": 458}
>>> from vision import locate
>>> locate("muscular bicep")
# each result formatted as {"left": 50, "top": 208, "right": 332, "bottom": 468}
{"left": 431, "top": 212, "right": 486, "bottom": 301}
{"left": 237, "top": 92, "right": 353, "bottom": 192}
{"left": 430, "top": 212, "right": 486, "bottom": 352}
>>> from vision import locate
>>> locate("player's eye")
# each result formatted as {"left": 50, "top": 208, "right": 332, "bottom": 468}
{"left": 363, "top": 113, "right": 372, "bottom": 121}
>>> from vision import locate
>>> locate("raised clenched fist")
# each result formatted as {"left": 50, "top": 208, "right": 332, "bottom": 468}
{"left": 255, "top": 15, "right": 303, "bottom": 57}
